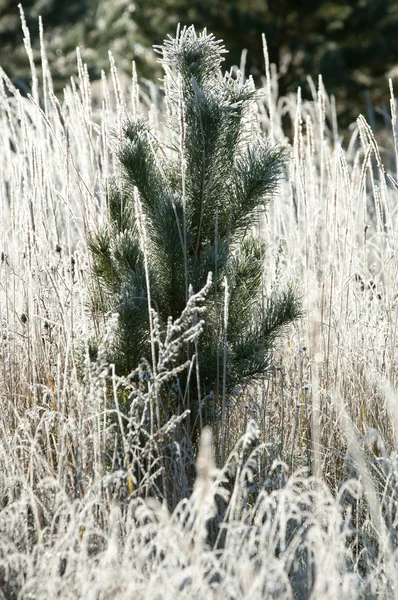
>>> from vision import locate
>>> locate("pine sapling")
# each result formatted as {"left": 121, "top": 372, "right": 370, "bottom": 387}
{"left": 89, "top": 26, "right": 301, "bottom": 449}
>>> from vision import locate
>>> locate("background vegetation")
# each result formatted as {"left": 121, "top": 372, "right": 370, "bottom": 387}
{"left": 1, "top": 10, "right": 398, "bottom": 600}
{"left": 2, "top": 0, "right": 398, "bottom": 126}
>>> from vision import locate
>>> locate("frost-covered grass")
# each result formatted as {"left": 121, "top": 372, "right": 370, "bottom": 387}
{"left": 1, "top": 18, "right": 398, "bottom": 599}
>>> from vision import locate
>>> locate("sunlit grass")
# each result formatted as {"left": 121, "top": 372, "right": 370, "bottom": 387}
{"left": 1, "top": 14, "right": 398, "bottom": 599}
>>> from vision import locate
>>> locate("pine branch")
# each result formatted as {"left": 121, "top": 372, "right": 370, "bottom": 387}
{"left": 118, "top": 118, "right": 165, "bottom": 214}
{"left": 227, "top": 236, "right": 265, "bottom": 330}
{"left": 225, "top": 143, "right": 287, "bottom": 239}
{"left": 228, "top": 288, "right": 302, "bottom": 382}
{"left": 154, "top": 26, "right": 227, "bottom": 92}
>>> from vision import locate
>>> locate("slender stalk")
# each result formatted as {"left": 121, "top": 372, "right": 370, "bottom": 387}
{"left": 221, "top": 276, "right": 229, "bottom": 464}
{"left": 135, "top": 192, "right": 159, "bottom": 433}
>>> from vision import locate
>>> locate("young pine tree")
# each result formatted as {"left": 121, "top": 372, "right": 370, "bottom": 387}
{"left": 89, "top": 26, "right": 301, "bottom": 443}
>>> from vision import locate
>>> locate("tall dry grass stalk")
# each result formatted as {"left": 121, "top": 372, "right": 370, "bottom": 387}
{"left": 1, "top": 14, "right": 398, "bottom": 598}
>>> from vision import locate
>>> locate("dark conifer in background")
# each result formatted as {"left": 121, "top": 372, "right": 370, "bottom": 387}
{"left": 89, "top": 26, "right": 301, "bottom": 443}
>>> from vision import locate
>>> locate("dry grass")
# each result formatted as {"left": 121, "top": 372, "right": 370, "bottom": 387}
{"left": 1, "top": 18, "right": 398, "bottom": 599}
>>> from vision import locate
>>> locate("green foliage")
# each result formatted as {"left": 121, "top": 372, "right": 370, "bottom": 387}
{"left": 89, "top": 26, "right": 301, "bottom": 435}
